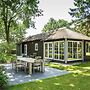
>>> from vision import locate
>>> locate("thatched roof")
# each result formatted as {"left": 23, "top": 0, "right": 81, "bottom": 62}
{"left": 22, "top": 33, "right": 49, "bottom": 42}
{"left": 45, "top": 28, "right": 90, "bottom": 41}
{"left": 21, "top": 28, "right": 90, "bottom": 43}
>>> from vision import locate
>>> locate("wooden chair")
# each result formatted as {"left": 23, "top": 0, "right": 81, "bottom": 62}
{"left": 33, "top": 56, "right": 42, "bottom": 72}
{"left": 15, "top": 60, "right": 27, "bottom": 73}
{"left": 12, "top": 56, "right": 28, "bottom": 73}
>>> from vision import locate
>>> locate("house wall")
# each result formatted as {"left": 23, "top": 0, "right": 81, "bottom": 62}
{"left": 21, "top": 40, "right": 43, "bottom": 58}
{"left": 16, "top": 39, "right": 90, "bottom": 62}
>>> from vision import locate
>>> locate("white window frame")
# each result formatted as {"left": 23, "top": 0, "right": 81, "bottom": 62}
{"left": 48, "top": 42, "right": 53, "bottom": 59}
{"left": 59, "top": 41, "right": 64, "bottom": 60}
{"left": 24, "top": 44, "right": 27, "bottom": 55}
{"left": 44, "top": 42, "right": 49, "bottom": 58}
{"left": 54, "top": 41, "right": 59, "bottom": 60}
{"left": 44, "top": 41, "right": 64, "bottom": 60}
{"left": 68, "top": 41, "right": 83, "bottom": 60}
{"left": 35, "top": 43, "right": 38, "bottom": 51}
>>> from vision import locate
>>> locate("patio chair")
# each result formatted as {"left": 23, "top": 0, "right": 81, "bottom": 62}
{"left": 33, "top": 56, "right": 42, "bottom": 72}
{"left": 14, "top": 59, "right": 27, "bottom": 73}
{"left": 11, "top": 60, "right": 16, "bottom": 69}
{"left": 11, "top": 56, "right": 22, "bottom": 69}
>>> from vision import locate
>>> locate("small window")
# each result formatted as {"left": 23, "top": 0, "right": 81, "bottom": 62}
{"left": 35, "top": 43, "right": 38, "bottom": 51}
{"left": 24, "top": 44, "right": 27, "bottom": 55}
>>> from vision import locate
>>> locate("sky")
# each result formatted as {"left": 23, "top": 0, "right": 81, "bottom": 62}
{"left": 26, "top": 0, "right": 74, "bottom": 37}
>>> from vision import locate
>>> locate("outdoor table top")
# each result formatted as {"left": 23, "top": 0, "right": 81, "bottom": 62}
{"left": 17, "top": 56, "right": 36, "bottom": 63}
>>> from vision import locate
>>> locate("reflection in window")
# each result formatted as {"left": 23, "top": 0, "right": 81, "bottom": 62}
{"left": 49, "top": 43, "right": 53, "bottom": 58}
{"left": 54, "top": 42, "right": 58, "bottom": 59}
{"left": 86, "top": 42, "right": 90, "bottom": 56}
{"left": 59, "top": 42, "right": 64, "bottom": 60}
{"left": 24, "top": 44, "right": 27, "bottom": 55}
{"left": 68, "top": 41, "right": 82, "bottom": 60}
{"left": 45, "top": 43, "right": 48, "bottom": 57}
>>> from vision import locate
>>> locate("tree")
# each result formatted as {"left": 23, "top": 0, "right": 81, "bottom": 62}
{"left": 0, "top": 0, "right": 42, "bottom": 43}
{"left": 69, "top": 0, "right": 90, "bottom": 36}
{"left": 42, "top": 18, "right": 70, "bottom": 32}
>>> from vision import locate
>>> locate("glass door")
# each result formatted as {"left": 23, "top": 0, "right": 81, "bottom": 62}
{"left": 49, "top": 43, "right": 53, "bottom": 59}
{"left": 54, "top": 42, "right": 59, "bottom": 59}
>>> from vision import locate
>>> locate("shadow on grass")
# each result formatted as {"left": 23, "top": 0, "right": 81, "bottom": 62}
{"left": 8, "top": 62, "right": 90, "bottom": 90}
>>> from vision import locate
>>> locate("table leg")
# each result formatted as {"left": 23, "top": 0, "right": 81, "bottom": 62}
{"left": 28, "top": 63, "right": 32, "bottom": 74}
{"left": 41, "top": 62, "right": 45, "bottom": 72}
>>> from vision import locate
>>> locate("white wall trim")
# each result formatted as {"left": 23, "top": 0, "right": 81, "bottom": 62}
{"left": 64, "top": 38, "right": 68, "bottom": 63}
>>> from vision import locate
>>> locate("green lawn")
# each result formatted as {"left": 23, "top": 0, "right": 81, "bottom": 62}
{"left": 8, "top": 62, "right": 90, "bottom": 90}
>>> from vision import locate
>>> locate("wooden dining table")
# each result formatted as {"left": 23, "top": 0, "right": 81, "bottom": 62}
{"left": 17, "top": 56, "right": 45, "bottom": 75}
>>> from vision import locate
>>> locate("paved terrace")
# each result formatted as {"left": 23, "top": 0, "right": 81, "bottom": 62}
{"left": 4, "top": 64, "right": 69, "bottom": 85}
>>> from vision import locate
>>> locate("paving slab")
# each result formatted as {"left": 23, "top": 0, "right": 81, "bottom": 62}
{"left": 4, "top": 64, "right": 69, "bottom": 85}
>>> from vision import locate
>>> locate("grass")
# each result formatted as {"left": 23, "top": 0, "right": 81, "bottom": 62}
{"left": 8, "top": 62, "right": 90, "bottom": 90}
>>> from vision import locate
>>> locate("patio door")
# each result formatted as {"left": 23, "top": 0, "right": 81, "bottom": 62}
{"left": 44, "top": 42, "right": 53, "bottom": 59}
{"left": 24, "top": 44, "right": 27, "bottom": 56}
{"left": 48, "top": 42, "right": 53, "bottom": 59}
{"left": 54, "top": 42, "right": 59, "bottom": 59}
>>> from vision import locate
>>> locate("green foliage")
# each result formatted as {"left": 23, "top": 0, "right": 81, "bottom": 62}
{"left": 0, "top": 0, "right": 42, "bottom": 43}
{"left": 0, "top": 0, "right": 42, "bottom": 61}
{"left": 0, "top": 53, "right": 16, "bottom": 63}
{"left": 0, "top": 42, "right": 16, "bottom": 63}
{"left": 42, "top": 18, "right": 70, "bottom": 32}
{"left": 69, "top": 0, "right": 90, "bottom": 36}
{"left": 0, "top": 66, "right": 8, "bottom": 90}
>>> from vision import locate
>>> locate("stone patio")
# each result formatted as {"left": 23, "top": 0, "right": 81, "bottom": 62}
{"left": 4, "top": 64, "right": 69, "bottom": 85}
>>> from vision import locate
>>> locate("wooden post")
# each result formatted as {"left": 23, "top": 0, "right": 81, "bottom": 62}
{"left": 28, "top": 63, "right": 32, "bottom": 74}
{"left": 64, "top": 38, "right": 68, "bottom": 63}
{"left": 20, "top": 44, "right": 22, "bottom": 56}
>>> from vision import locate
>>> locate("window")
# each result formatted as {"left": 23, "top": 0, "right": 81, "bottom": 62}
{"left": 35, "top": 43, "right": 38, "bottom": 51}
{"left": 45, "top": 43, "right": 48, "bottom": 57}
{"left": 68, "top": 42, "right": 72, "bottom": 59}
{"left": 44, "top": 41, "right": 64, "bottom": 60}
{"left": 68, "top": 41, "right": 82, "bottom": 60}
{"left": 44, "top": 42, "right": 53, "bottom": 58}
{"left": 49, "top": 43, "right": 53, "bottom": 58}
{"left": 86, "top": 42, "right": 90, "bottom": 56}
{"left": 54, "top": 42, "right": 59, "bottom": 59}
{"left": 24, "top": 44, "right": 27, "bottom": 55}
{"left": 59, "top": 42, "right": 64, "bottom": 60}
{"left": 78, "top": 42, "right": 82, "bottom": 58}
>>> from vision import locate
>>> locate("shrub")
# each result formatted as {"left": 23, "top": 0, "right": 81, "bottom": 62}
{"left": 0, "top": 66, "right": 8, "bottom": 90}
{"left": 0, "top": 53, "right": 16, "bottom": 63}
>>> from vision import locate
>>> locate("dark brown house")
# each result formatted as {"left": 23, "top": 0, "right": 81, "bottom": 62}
{"left": 17, "top": 28, "right": 90, "bottom": 63}
{"left": 17, "top": 33, "right": 48, "bottom": 59}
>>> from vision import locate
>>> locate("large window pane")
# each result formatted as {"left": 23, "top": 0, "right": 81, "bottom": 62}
{"left": 68, "top": 42, "right": 72, "bottom": 59}
{"left": 68, "top": 48, "right": 72, "bottom": 58}
{"left": 86, "top": 42, "right": 90, "bottom": 56}
{"left": 24, "top": 44, "right": 27, "bottom": 55}
{"left": 59, "top": 42, "right": 64, "bottom": 60}
{"left": 54, "top": 42, "right": 59, "bottom": 59}
{"left": 45, "top": 43, "right": 48, "bottom": 57}
{"left": 68, "top": 41, "right": 82, "bottom": 60}
{"left": 49, "top": 43, "right": 53, "bottom": 58}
